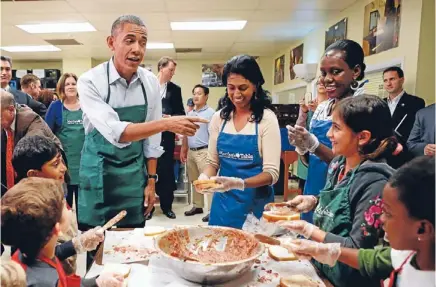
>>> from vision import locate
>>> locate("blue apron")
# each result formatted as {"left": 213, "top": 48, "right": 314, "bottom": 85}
{"left": 209, "top": 120, "right": 274, "bottom": 229}
{"left": 301, "top": 119, "right": 332, "bottom": 223}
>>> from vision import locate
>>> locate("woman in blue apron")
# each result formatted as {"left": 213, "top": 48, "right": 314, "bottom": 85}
{"left": 196, "top": 55, "right": 281, "bottom": 229}
{"left": 282, "top": 95, "right": 400, "bottom": 287}
{"left": 46, "top": 73, "right": 85, "bottom": 215}
{"left": 287, "top": 39, "right": 368, "bottom": 223}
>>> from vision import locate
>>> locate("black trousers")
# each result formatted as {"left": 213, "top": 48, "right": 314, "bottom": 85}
{"left": 156, "top": 132, "right": 177, "bottom": 212}
{"left": 66, "top": 184, "right": 79, "bottom": 220}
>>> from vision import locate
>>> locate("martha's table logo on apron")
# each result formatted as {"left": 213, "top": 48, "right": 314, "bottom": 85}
{"left": 67, "top": 119, "right": 83, "bottom": 125}
{"left": 218, "top": 151, "right": 254, "bottom": 161}
{"left": 314, "top": 205, "right": 334, "bottom": 218}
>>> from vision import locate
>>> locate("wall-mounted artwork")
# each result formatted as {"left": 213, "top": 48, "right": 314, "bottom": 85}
{"left": 363, "top": 0, "right": 402, "bottom": 56}
{"left": 202, "top": 64, "right": 224, "bottom": 87}
{"left": 274, "top": 55, "right": 285, "bottom": 85}
{"left": 325, "top": 18, "right": 348, "bottom": 50}
{"left": 289, "top": 44, "right": 304, "bottom": 80}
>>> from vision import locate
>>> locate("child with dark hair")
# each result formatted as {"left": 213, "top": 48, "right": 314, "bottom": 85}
{"left": 10, "top": 135, "right": 102, "bottom": 279}
{"left": 281, "top": 94, "right": 397, "bottom": 287}
{"left": 289, "top": 156, "right": 435, "bottom": 287}
{"left": 1, "top": 178, "right": 124, "bottom": 287}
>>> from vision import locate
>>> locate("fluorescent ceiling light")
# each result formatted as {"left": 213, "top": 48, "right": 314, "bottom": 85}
{"left": 147, "top": 42, "right": 174, "bottom": 49}
{"left": 0, "top": 45, "right": 61, "bottom": 52}
{"left": 171, "top": 21, "right": 247, "bottom": 31}
{"left": 16, "top": 22, "right": 96, "bottom": 34}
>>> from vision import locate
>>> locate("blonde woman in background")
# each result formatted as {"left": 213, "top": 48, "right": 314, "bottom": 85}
{"left": 45, "top": 73, "right": 84, "bottom": 213}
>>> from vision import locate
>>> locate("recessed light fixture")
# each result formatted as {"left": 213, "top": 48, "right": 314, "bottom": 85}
{"left": 170, "top": 21, "right": 247, "bottom": 31}
{"left": 147, "top": 42, "right": 174, "bottom": 49}
{"left": 0, "top": 45, "right": 61, "bottom": 52}
{"left": 16, "top": 22, "right": 96, "bottom": 34}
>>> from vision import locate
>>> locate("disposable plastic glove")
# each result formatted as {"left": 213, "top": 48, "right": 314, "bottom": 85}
{"left": 287, "top": 195, "right": 318, "bottom": 213}
{"left": 287, "top": 125, "right": 319, "bottom": 154}
{"left": 210, "top": 176, "right": 245, "bottom": 192}
{"left": 72, "top": 226, "right": 104, "bottom": 253}
{"left": 96, "top": 271, "right": 125, "bottom": 287}
{"left": 197, "top": 173, "right": 210, "bottom": 180}
{"left": 288, "top": 239, "right": 341, "bottom": 267}
{"left": 278, "top": 220, "right": 318, "bottom": 239}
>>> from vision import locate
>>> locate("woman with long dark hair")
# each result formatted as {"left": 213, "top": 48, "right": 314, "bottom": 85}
{"left": 197, "top": 55, "right": 281, "bottom": 229}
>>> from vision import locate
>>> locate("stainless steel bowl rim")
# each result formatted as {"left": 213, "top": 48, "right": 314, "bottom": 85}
{"left": 154, "top": 225, "right": 265, "bottom": 266}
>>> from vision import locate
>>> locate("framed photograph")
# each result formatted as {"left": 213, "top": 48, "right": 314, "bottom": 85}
{"left": 274, "top": 55, "right": 285, "bottom": 85}
{"left": 202, "top": 64, "right": 224, "bottom": 87}
{"left": 363, "top": 0, "right": 402, "bottom": 56}
{"left": 290, "top": 44, "right": 304, "bottom": 80}
{"left": 325, "top": 18, "right": 348, "bottom": 50}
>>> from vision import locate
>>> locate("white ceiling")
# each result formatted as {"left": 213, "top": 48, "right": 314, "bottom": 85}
{"left": 0, "top": 0, "right": 358, "bottom": 61}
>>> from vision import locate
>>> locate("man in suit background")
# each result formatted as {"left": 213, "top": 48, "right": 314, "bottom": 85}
{"left": 148, "top": 56, "right": 185, "bottom": 219}
{"left": 383, "top": 66, "right": 425, "bottom": 168}
{"left": 407, "top": 103, "right": 435, "bottom": 157}
{"left": 1, "top": 56, "right": 47, "bottom": 118}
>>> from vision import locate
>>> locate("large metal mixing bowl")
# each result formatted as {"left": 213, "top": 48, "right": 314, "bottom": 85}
{"left": 154, "top": 225, "right": 265, "bottom": 285}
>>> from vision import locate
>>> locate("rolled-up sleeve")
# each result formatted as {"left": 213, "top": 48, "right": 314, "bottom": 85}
{"left": 78, "top": 75, "right": 131, "bottom": 148}
{"left": 143, "top": 78, "right": 164, "bottom": 158}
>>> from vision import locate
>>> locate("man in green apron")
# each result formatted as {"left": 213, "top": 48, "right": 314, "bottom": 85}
{"left": 77, "top": 15, "right": 206, "bottom": 233}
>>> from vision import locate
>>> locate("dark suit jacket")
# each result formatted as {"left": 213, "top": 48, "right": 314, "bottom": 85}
{"left": 1, "top": 105, "right": 64, "bottom": 196}
{"left": 384, "top": 92, "right": 425, "bottom": 168}
{"left": 8, "top": 88, "right": 47, "bottom": 118}
{"left": 407, "top": 104, "right": 435, "bottom": 157}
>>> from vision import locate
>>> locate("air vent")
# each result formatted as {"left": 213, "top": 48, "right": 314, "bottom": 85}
{"left": 45, "top": 39, "right": 83, "bottom": 46}
{"left": 175, "top": 48, "right": 202, "bottom": 53}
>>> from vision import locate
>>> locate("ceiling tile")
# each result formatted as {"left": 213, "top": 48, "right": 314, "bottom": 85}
{"left": 165, "top": 0, "right": 260, "bottom": 12}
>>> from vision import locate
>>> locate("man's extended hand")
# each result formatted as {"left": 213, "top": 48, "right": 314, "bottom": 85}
{"left": 144, "top": 183, "right": 156, "bottom": 216}
{"left": 164, "top": 116, "right": 209, "bottom": 136}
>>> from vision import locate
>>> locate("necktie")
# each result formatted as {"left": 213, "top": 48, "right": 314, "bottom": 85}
{"left": 6, "top": 128, "right": 15, "bottom": 189}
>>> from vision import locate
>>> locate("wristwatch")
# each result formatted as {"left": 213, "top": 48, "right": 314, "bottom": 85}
{"left": 147, "top": 174, "right": 158, "bottom": 182}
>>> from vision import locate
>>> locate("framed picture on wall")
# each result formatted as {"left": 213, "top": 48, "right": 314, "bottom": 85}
{"left": 325, "top": 18, "right": 348, "bottom": 49}
{"left": 202, "top": 64, "right": 224, "bottom": 87}
{"left": 290, "top": 44, "right": 304, "bottom": 80}
{"left": 274, "top": 55, "right": 285, "bottom": 85}
{"left": 363, "top": 0, "right": 402, "bottom": 56}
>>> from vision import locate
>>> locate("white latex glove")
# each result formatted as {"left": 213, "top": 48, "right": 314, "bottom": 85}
{"left": 288, "top": 239, "right": 341, "bottom": 267}
{"left": 72, "top": 226, "right": 105, "bottom": 253}
{"left": 278, "top": 220, "right": 318, "bottom": 239}
{"left": 198, "top": 173, "right": 210, "bottom": 180}
{"left": 287, "top": 195, "right": 318, "bottom": 213}
{"left": 287, "top": 125, "right": 319, "bottom": 154}
{"left": 210, "top": 176, "right": 245, "bottom": 192}
{"left": 96, "top": 271, "right": 124, "bottom": 287}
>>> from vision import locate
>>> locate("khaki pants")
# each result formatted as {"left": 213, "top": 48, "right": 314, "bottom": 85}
{"left": 187, "top": 149, "right": 212, "bottom": 209}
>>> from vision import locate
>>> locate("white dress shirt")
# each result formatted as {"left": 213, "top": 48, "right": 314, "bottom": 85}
{"left": 77, "top": 58, "right": 164, "bottom": 158}
{"left": 160, "top": 82, "right": 167, "bottom": 99}
{"left": 387, "top": 90, "right": 405, "bottom": 115}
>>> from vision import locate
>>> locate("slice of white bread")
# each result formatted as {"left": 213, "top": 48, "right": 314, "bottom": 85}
{"left": 102, "top": 263, "right": 131, "bottom": 278}
{"left": 268, "top": 245, "right": 298, "bottom": 261}
{"left": 262, "top": 210, "right": 300, "bottom": 222}
{"left": 143, "top": 226, "right": 166, "bottom": 236}
{"left": 279, "top": 274, "right": 320, "bottom": 287}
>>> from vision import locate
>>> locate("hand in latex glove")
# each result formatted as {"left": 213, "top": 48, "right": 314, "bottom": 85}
{"left": 96, "top": 271, "right": 124, "bottom": 287}
{"left": 287, "top": 125, "right": 319, "bottom": 154}
{"left": 210, "top": 176, "right": 245, "bottom": 192}
{"left": 288, "top": 195, "right": 317, "bottom": 213}
{"left": 198, "top": 173, "right": 209, "bottom": 180}
{"left": 288, "top": 239, "right": 341, "bottom": 267}
{"left": 278, "top": 220, "right": 318, "bottom": 239}
{"left": 73, "top": 227, "right": 104, "bottom": 253}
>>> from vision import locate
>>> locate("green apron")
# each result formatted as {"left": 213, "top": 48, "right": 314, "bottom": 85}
{"left": 78, "top": 61, "right": 147, "bottom": 227}
{"left": 313, "top": 157, "right": 358, "bottom": 287}
{"left": 55, "top": 104, "right": 84, "bottom": 185}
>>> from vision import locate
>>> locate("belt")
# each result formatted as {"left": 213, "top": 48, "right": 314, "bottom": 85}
{"left": 190, "top": 145, "right": 208, "bottom": 151}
